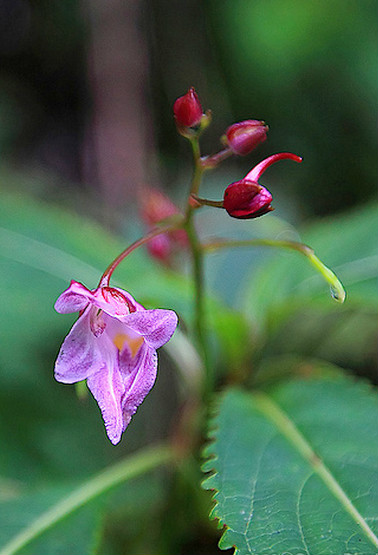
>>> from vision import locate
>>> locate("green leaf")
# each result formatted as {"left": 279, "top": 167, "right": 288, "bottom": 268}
{"left": 0, "top": 444, "right": 173, "bottom": 555}
{"left": 202, "top": 376, "right": 378, "bottom": 555}
{"left": 0, "top": 487, "right": 102, "bottom": 555}
{"left": 258, "top": 305, "right": 378, "bottom": 383}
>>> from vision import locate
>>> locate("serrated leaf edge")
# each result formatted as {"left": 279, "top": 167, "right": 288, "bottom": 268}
{"left": 201, "top": 380, "right": 378, "bottom": 554}
{"left": 201, "top": 390, "right": 240, "bottom": 555}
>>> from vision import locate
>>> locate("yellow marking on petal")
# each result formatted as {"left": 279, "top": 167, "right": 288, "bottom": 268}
{"left": 113, "top": 333, "right": 127, "bottom": 351}
{"left": 113, "top": 333, "right": 144, "bottom": 357}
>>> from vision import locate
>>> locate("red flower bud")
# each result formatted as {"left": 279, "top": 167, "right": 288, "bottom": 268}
{"left": 140, "top": 188, "right": 188, "bottom": 265}
{"left": 223, "top": 152, "right": 302, "bottom": 219}
{"left": 225, "top": 120, "right": 268, "bottom": 155}
{"left": 146, "top": 233, "right": 172, "bottom": 263}
{"left": 173, "top": 87, "right": 203, "bottom": 128}
{"left": 223, "top": 180, "right": 273, "bottom": 219}
{"left": 141, "top": 189, "right": 179, "bottom": 225}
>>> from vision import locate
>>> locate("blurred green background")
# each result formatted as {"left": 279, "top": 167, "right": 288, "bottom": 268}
{"left": 0, "top": 0, "right": 376, "bottom": 220}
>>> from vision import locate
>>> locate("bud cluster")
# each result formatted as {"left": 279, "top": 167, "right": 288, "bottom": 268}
{"left": 172, "top": 87, "right": 301, "bottom": 220}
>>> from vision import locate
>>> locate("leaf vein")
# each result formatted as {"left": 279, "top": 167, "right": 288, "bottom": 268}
{"left": 253, "top": 391, "right": 378, "bottom": 549}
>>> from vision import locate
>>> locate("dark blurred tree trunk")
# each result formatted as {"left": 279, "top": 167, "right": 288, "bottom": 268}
{"left": 83, "top": 0, "right": 154, "bottom": 225}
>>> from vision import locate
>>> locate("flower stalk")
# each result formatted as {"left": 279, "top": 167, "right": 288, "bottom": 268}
{"left": 202, "top": 237, "right": 345, "bottom": 302}
{"left": 99, "top": 220, "right": 182, "bottom": 287}
{"left": 184, "top": 135, "right": 213, "bottom": 397}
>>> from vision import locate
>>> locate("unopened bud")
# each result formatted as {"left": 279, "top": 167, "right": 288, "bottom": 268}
{"left": 141, "top": 189, "right": 179, "bottom": 225}
{"left": 225, "top": 120, "right": 268, "bottom": 156}
{"left": 140, "top": 188, "right": 188, "bottom": 265}
{"left": 223, "top": 179, "right": 273, "bottom": 219}
{"left": 223, "top": 152, "right": 302, "bottom": 219}
{"left": 173, "top": 87, "right": 203, "bottom": 128}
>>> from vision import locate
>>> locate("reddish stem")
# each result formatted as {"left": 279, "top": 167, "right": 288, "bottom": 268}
{"left": 99, "top": 223, "right": 176, "bottom": 287}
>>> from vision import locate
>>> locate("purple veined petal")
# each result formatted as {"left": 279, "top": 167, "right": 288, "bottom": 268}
{"left": 54, "top": 308, "right": 116, "bottom": 384}
{"left": 119, "top": 309, "right": 178, "bottom": 349}
{"left": 87, "top": 359, "right": 125, "bottom": 445}
{"left": 54, "top": 280, "right": 93, "bottom": 314}
{"left": 119, "top": 342, "right": 158, "bottom": 431}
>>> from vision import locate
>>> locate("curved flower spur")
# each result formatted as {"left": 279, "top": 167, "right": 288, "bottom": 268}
{"left": 223, "top": 152, "right": 302, "bottom": 219}
{"left": 54, "top": 281, "right": 178, "bottom": 445}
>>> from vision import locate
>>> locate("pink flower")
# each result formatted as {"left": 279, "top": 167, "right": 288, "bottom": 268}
{"left": 223, "top": 153, "right": 302, "bottom": 219}
{"left": 225, "top": 120, "right": 268, "bottom": 156}
{"left": 173, "top": 87, "right": 203, "bottom": 128}
{"left": 54, "top": 281, "right": 178, "bottom": 445}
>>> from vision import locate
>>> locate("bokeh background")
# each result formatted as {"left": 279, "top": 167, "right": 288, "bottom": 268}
{"left": 0, "top": 1, "right": 377, "bottom": 554}
{"left": 1, "top": 0, "right": 377, "bottom": 220}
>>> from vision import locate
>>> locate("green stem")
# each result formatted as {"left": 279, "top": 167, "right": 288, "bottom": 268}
{"left": 185, "top": 137, "right": 205, "bottom": 217}
{"left": 202, "top": 237, "right": 345, "bottom": 303}
{"left": 0, "top": 444, "right": 174, "bottom": 555}
{"left": 185, "top": 217, "right": 212, "bottom": 396}
{"left": 184, "top": 136, "right": 212, "bottom": 397}
{"left": 201, "top": 147, "right": 233, "bottom": 168}
{"left": 190, "top": 194, "right": 224, "bottom": 209}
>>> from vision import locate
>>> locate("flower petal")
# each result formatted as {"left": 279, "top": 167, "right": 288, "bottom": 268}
{"left": 54, "top": 308, "right": 115, "bottom": 383}
{"left": 119, "top": 342, "right": 158, "bottom": 430}
{"left": 87, "top": 361, "right": 125, "bottom": 445}
{"left": 120, "top": 309, "right": 178, "bottom": 349}
{"left": 92, "top": 287, "right": 138, "bottom": 317}
{"left": 54, "top": 281, "right": 93, "bottom": 314}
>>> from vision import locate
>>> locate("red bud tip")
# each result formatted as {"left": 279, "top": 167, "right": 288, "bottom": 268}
{"left": 173, "top": 87, "right": 203, "bottom": 128}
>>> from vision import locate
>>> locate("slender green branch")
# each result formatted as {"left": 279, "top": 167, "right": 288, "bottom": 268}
{"left": 201, "top": 147, "right": 233, "bottom": 168}
{"left": 202, "top": 237, "right": 346, "bottom": 303}
{"left": 190, "top": 135, "right": 201, "bottom": 164}
{"left": 307, "top": 251, "right": 345, "bottom": 302}
{"left": 186, "top": 137, "right": 205, "bottom": 201}
{"left": 0, "top": 444, "right": 174, "bottom": 555}
{"left": 183, "top": 136, "right": 212, "bottom": 397}
{"left": 185, "top": 218, "right": 212, "bottom": 396}
{"left": 190, "top": 194, "right": 224, "bottom": 209}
